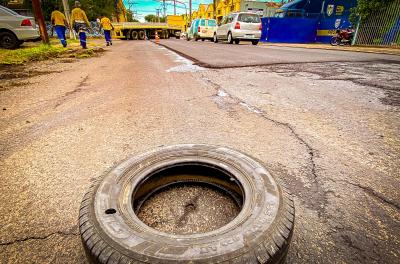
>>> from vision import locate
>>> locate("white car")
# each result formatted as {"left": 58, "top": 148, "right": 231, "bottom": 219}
{"left": 0, "top": 5, "right": 40, "bottom": 49}
{"left": 214, "top": 12, "right": 261, "bottom": 45}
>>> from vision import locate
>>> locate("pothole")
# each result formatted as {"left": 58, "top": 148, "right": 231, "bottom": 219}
{"left": 133, "top": 164, "right": 243, "bottom": 235}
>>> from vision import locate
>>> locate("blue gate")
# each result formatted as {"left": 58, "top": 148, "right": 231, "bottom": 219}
{"left": 261, "top": 17, "right": 319, "bottom": 43}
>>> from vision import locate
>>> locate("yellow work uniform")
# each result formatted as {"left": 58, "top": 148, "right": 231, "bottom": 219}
{"left": 51, "top": 10, "right": 66, "bottom": 26}
{"left": 100, "top": 17, "right": 113, "bottom": 31}
{"left": 71, "top": 7, "right": 90, "bottom": 26}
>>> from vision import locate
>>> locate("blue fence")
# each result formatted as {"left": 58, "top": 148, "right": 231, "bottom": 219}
{"left": 261, "top": 17, "right": 319, "bottom": 43}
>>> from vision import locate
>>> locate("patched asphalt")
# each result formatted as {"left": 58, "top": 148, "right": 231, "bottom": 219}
{"left": 157, "top": 39, "right": 400, "bottom": 68}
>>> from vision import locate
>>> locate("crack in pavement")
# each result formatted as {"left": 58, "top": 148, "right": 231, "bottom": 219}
{"left": 0, "top": 227, "right": 79, "bottom": 247}
{"left": 200, "top": 74, "right": 326, "bottom": 213}
{"left": 336, "top": 179, "right": 400, "bottom": 211}
{"left": 201, "top": 73, "right": 318, "bottom": 180}
{"left": 54, "top": 75, "right": 89, "bottom": 108}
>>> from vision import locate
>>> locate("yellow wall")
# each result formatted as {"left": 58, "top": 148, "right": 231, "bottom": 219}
{"left": 193, "top": 0, "right": 241, "bottom": 23}
{"left": 205, "top": 4, "right": 214, "bottom": 19}
{"left": 197, "top": 4, "right": 207, "bottom": 18}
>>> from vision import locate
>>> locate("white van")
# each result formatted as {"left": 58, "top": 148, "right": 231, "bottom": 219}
{"left": 187, "top": 18, "right": 217, "bottom": 41}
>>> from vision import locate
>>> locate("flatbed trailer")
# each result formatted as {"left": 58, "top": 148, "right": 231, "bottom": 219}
{"left": 113, "top": 22, "right": 182, "bottom": 40}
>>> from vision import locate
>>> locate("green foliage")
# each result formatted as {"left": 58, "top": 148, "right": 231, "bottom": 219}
{"left": 126, "top": 9, "right": 134, "bottom": 22}
{"left": 2, "top": 0, "right": 117, "bottom": 21}
{"left": 350, "top": 0, "right": 395, "bottom": 23}
{"left": 144, "top": 14, "right": 166, "bottom": 23}
{"left": 125, "top": 10, "right": 139, "bottom": 22}
{"left": 0, "top": 44, "right": 64, "bottom": 65}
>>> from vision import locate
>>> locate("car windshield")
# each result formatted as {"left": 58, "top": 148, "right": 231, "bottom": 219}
{"left": 200, "top": 20, "right": 206, "bottom": 26}
{"left": 208, "top": 20, "right": 216, "bottom": 27}
{"left": 238, "top": 13, "right": 260, "bottom": 23}
{"left": 0, "top": 5, "right": 20, "bottom": 16}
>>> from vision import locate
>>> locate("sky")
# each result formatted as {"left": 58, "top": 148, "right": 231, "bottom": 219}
{"left": 123, "top": 0, "right": 213, "bottom": 20}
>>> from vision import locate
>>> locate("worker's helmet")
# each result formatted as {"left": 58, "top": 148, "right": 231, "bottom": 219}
{"left": 75, "top": 1, "right": 81, "bottom": 7}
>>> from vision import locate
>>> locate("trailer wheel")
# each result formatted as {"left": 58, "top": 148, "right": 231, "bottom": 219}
{"left": 130, "top": 30, "right": 138, "bottom": 40}
{"left": 162, "top": 30, "right": 168, "bottom": 39}
{"left": 120, "top": 30, "right": 128, "bottom": 40}
{"left": 79, "top": 144, "right": 295, "bottom": 264}
{"left": 138, "top": 30, "right": 145, "bottom": 40}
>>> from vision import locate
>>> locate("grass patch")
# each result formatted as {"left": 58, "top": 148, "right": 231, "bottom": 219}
{"left": 0, "top": 44, "right": 66, "bottom": 65}
{"left": 0, "top": 37, "right": 106, "bottom": 65}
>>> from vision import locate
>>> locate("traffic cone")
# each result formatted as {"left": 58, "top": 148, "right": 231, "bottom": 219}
{"left": 155, "top": 31, "right": 160, "bottom": 43}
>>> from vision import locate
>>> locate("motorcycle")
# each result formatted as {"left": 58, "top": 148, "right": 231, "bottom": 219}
{"left": 330, "top": 28, "right": 355, "bottom": 46}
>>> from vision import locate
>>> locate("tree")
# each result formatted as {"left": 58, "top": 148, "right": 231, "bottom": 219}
{"left": 3, "top": 0, "right": 117, "bottom": 21}
{"left": 126, "top": 9, "right": 138, "bottom": 22}
{"left": 350, "top": 0, "right": 395, "bottom": 23}
{"left": 144, "top": 14, "right": 165, "bottom": 22}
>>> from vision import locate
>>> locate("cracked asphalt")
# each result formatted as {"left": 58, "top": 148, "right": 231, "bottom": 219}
{"left": 0, "top": 39, "right": 399, "bottom": 263}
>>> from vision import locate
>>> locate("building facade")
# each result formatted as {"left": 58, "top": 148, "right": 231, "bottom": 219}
{"left": 190, "top": 0, "right": 285, "bottom": 23}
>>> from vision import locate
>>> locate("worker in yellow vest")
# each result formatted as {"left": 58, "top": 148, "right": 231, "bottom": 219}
{"left": 71, "top": 1, "right": 90, "bottom": 49}
{"left": 51, "top": 6, "right": 68, "bottom": 47}
{"left": 100, "top": 14, "right": 114, "bottom": 46}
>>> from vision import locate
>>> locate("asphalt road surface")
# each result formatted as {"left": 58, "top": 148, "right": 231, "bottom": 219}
{"left": 158, "top": 39, "right": 400, "bottom": 68}
{"left": 0, "top": 40, "right": 399, "bottom": 263}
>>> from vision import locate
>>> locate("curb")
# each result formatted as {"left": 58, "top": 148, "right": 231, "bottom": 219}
{"left": 260, "top": 43, "right": 400, "bottom": 56}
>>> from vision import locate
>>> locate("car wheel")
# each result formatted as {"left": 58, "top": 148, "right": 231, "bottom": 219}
{"left": 235, "top": 39, "right": 240, "bottom": 44}
{"left": 0, "top": 31, "right": 20, "bottom": 49}
{"left": 252, "top": 40, "right": 259, "bottom": 45}
{"left": 213, "top": 33, "right": 218, "bottom": 43}
{"left": 227, "top": 32, "right": 233, "bottom": 44}
{"left": 186, "top": 36, "right": 190, "bottom": 41}
{"left": 79, "top": 144, "right": 294, "bottom": 264}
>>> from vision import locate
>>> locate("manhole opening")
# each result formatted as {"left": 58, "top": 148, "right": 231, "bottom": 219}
{"left": 132, "top": 163, "right": 244, "bottom": 235}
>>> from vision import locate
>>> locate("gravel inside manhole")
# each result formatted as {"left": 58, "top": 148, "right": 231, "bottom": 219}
{"left": 137, "top": 183, "right": 240, "bottom": 235}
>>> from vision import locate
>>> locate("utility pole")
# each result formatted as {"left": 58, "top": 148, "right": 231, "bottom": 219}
{"left": 31, "top": 0, "right": 49, "bottom": 44}
{"left": 174, "top": 0, "right": 176, "bottom": 15}
{"left": 156, "top": 8, "right": 161, "bottom": 22}
{"left": 163, "top": 0, "right": 166, "bottom": 18}
{"left": 213, "top": 0, "right": 216, "bottom": 19}
{"left": 189, "top": 0, "right": 192, "bottom": 22}
{"left": 61, "top": 0, "right": 75, "bottom": 39}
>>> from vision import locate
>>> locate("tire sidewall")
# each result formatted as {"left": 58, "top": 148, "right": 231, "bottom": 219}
{"left": 228, "top": 32, "right": 233, "bottom": 44}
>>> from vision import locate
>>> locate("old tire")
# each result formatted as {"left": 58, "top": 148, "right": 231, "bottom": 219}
{"left": 79, "top": 144, "right": 294, "bottom": 264}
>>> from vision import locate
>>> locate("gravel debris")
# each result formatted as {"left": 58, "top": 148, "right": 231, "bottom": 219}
{"left": 137, "top": 184, "right": 240, "bottom": 235}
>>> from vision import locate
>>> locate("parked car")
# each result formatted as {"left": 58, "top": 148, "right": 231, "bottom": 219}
{"left": 187, "top": 18, "right": 217, "bottom": 41}
{"left": 214, "top": 12, "right": 261, "bottom": 45}
{"left": 0, "top": 5, "right": 40, "bottom": 49}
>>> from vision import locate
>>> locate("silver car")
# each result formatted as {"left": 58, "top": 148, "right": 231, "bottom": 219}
{"left": 214, "top": 12, "right": 261, "bottom": 45}
{"left": 0, "top": 5, "right": 40, "bottom": 49}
